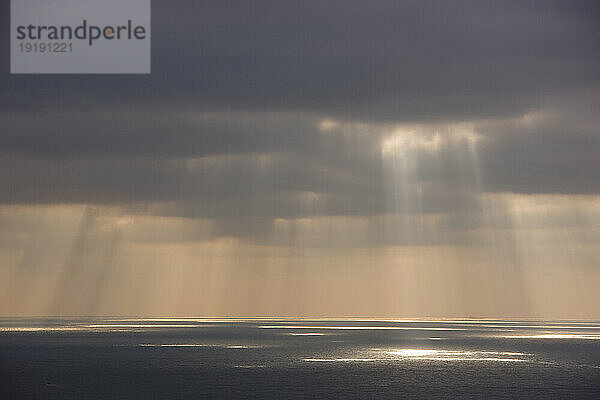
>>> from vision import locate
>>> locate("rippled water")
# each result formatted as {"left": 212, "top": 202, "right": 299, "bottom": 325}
{"left": 1, "top": 318, "right": 600, "bottom": 399}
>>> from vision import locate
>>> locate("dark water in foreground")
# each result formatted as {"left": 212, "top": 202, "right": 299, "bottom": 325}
{"left": 1, "top": 318, "right": 600, "bottom": 399}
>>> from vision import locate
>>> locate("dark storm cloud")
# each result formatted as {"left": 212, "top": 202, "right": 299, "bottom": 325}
{"left": 0, "top": 112, "right": 318, "bottom": 158}
{"left": 1, "top": 0, "right": 599, "bottom": 120}
{"left": 478, "top": 121, "right": 600, "bottom": 194}
{"left": 1, "top": 104, "right": 598, "bottom": 197}
{"left": 0, "top": 106, "right": 598, "bottom": 214}
{"left": 0, "top": 126, "right": 483, "bottom": 219}
{"left": 0, "top": 0, "right": 599, "bottom": 243}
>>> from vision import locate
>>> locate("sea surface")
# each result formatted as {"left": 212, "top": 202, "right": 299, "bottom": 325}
{"left": 1, "top": 318, "right": 600, "bottom": 399}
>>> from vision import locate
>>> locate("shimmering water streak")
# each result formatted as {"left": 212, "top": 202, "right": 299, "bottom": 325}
{"left": 385, "top": 349, "right": 531, "bottom": 362}
{"left": 302, "top": 349, "right": 532, "bottom": 363}
{"left": 501, "top": 334, "right": 600, "bottom": 340}
{"left": 304, "top": 358, "right": 527, "bottom": 363}
{"left": 138, "top": 344, "right": 211, "bottom": 347}
{"left": 3, "top": 318, "right": 600, "bottom": 399}
{"left": 86, "top": 324, "right": 213, "bottom": 328}
{"left": 287, "top": 332, "right": 325, "bottom": 336}
{"left": 137, "top": 344, "right": 264, "bottom": 348}
{"left": 304, "top": 358, "right": 383, "bottom": 362}
{"left": 406, "top": 357, "right": 527, "bottom": 362}
{"left": 259, "top": 325, "right": 466, "bottom": 331}
{"left": 388, "top": 349, "right": 531, "bottom": 357}
{"left": 3, "top": 318, "right": 600, "bottom": 334}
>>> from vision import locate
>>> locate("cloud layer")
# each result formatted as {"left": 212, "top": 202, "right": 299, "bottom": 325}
{"left": 0, "top": 1, "right": 599, "bottom": 317}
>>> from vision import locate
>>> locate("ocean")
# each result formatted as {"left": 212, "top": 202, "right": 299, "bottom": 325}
{"left": 1, "top": 318, "right": 600, "bottom": 399}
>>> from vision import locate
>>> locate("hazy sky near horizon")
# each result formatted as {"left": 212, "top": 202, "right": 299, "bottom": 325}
{"left": 1, "top": 0, "right": 599, "bottom": 318}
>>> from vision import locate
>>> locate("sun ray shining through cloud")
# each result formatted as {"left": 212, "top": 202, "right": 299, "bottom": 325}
{"left": 0, "top": 0, "right": 598, "bottom": 321}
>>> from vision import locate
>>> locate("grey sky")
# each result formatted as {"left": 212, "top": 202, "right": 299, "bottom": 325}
{"left": 1, "top": 0, "right": 599, "bottom": 317}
